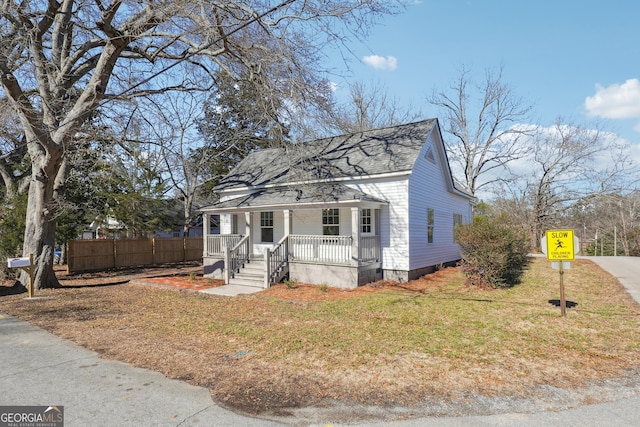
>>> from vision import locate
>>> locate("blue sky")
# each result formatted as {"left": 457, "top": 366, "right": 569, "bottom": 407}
{"left": 327, "top": 0, "right": 640, "bottom": 149}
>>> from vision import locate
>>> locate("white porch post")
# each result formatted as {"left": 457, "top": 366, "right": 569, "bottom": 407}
{"left": 202, "top": 213, "right": 209, "bottom": 257}
{"left": 224, "top": 247, "right": 231, "bottom": 284}
{"left": 284, "top": 210, "right": 293, "bottom": 236}
{"left": 245, "top": 212, "right": 254, "bottom": 258}
{"left": 351, "top": 207, "right": 360, "bottom": 266}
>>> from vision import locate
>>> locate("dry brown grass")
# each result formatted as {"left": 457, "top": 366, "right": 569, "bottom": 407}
{"left": 1, "top": 258, "right": 640, "bottom": 419}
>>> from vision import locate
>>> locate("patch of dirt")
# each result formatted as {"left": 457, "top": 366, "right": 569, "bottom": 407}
{"left": 1, "top": 262, "right": 205, "bottom": 296}
{"left": 55, "top": 261, "right": 203, "bottom": 286}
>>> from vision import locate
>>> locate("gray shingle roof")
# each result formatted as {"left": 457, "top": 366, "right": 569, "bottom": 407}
{"left": 215, "top": 119, "right": 437, "bottom": 191}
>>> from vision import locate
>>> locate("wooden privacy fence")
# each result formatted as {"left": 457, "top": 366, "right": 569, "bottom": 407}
{"left": 67, "top": 237, "right": 203, "bottom": 274}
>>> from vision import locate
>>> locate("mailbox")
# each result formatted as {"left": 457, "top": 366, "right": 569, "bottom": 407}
{"left": 7, "top": 254, "right": 35, "bottom": 298}
{"left": 8, "top": 257, "right": 31, "bottom": 268}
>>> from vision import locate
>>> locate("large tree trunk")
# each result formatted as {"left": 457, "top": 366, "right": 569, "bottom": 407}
{"left": 19, "top": 148, "right": 63, "bottom": 290}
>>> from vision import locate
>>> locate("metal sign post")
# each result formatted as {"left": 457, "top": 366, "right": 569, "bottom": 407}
{"left": 541, "top": 230, "right": 578, "bottom": 317}
{"left": 558, "top": 261, "right": 566, "bottom": 317}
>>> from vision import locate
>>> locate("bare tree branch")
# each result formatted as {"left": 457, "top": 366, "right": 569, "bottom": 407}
{"left": 428, "top": 66, "right": 532, "bottom": 196}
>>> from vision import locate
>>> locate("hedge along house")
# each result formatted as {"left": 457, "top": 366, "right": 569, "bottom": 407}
{"left": 200, "top": 119, "right": 474, "bottom": 289}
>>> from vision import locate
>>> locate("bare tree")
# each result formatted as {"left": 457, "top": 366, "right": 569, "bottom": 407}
{"left": 525, "top": 121, "right": 603, "bottom": 247}
{"left": 140, "top": 80, "right": 270, "bottom": 237}
{"left": 428, "top": 66, "right": 532, "bottom": 196}
{"left": 511, "top": 119, "right": 633, "bottom": 248}
{"left": 139, "top": 91, "right": 206, "bottom": 237}
{"left": 0, "top": 0, "right": 398, "bottom": 289}
{"left": 313, "top": 80, "right": 423, "bottom": 136}
{"left": 580, "top": 191, "right": 640, "bottom": 256}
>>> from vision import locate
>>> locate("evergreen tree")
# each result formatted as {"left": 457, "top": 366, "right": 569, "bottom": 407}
{"left": 197, "top": 70, "right": 290, "bottom": 197}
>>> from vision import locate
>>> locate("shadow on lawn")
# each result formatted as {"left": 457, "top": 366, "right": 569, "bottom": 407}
{"left": 386, "top": 283, "right": 585, "bottom": 311}
{"left": 0, "top": 278, "right": 129, "bottom": 297}
{"left": 0, "top": 282, "right": 27, "bottom": 297}
{"left": 548, "top": 299, "right": 579, "bottom": 308}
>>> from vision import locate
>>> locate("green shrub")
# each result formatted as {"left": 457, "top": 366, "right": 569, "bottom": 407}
{"left": 0, "top": 192, "right": 27, "bottom": 280}
{"left": 284, "top": 278, "right": 297, "bottom": 289}
{"left": 318, "top": 282, "right": 328, "bottom": 293}
{"left": 454, "top": 216, "right": 531, "bottom": 288}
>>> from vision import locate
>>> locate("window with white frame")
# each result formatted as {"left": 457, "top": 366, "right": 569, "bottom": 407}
{"left": 260, "top": 211, "right": 274, "bottom": 242}
{"left": 361, "top": 208, "right": 372, "bottom": 234}
{"left": 427, "top": 208, "right": 434, "bottom": 244}
{"left": 322, "top": 208, "right": 340, "bottom": 235}
{"left": 453, "top": 213, "right": 463, "bottom": 242}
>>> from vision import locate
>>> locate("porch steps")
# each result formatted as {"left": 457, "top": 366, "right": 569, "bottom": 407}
{"left": 229, "top": 258, "right": 265, "bottom": 288}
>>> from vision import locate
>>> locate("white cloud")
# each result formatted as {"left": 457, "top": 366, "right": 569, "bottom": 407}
{"left": 362, "top": 55, "right": 398, "bottom": 71}
{"left": 584, "top": 78, "right": 640, "bottom": 119}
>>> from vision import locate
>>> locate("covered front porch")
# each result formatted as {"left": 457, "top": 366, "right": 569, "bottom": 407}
{"left": 201, "top": 188, "right": 386, "bottom": 289}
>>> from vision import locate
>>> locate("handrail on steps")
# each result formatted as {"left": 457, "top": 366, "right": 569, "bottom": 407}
{"left": 265, "top": 235, "right": 289, "bottom": 287}
{"left": 224, "top": 235, "right": 250, "bottom": 283}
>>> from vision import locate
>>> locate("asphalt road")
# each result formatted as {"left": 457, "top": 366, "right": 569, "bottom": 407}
{"left": 1, "top": 256, "right": 639, "bottom": 426}
{"left": 585, "top": 256, "right": 640, "bottom": 305}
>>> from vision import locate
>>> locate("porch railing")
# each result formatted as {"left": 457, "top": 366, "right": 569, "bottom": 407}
{"left": 224, "top": 235, "right": 250, "bottom": 283}
{"left": 207, "top": 234, "right": 243, "bottom": 256}
{"left": 210, "top": 233, "right": 380, "bottom": 284}
{"left": 289, "top": 235, "right": 352, "bottom": 264}
{"left": 359, "top": 235, "right": 380, "bottom": 262}
{"left": 265, "top": 235, "right": 289, "bottom": 286}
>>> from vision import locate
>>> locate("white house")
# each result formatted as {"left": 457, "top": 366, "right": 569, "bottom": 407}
{"left": 199, "top": 119, "right": 474, "bottom": 289}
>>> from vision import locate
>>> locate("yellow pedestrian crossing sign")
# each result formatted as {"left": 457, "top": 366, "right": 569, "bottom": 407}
{"left": 545, "top": 229, "right": 575, "bottom": 260}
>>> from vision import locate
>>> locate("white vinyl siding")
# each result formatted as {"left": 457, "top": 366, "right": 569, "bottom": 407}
{"left": 407, "top": 131, "right": 472, "bottom": 270}
{"left": 250, "top": 211, "right": 285, "bottom": 255}
{"left": 291, "top": 209, "right": 352, "bottom": 236}
{"left": 346, "top": 177, "right": 410, "bottom": 271}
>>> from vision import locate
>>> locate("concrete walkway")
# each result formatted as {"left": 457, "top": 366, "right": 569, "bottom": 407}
{"left": 200, "top": 284, "right": 263, "bottom": 296}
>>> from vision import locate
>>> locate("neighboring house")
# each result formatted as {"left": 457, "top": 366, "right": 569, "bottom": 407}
{"left": 81, "top": 216, "right": 127, "bottom": 239}
{"left": 199, "top": 119, "right": 475, "bottom": 289}
{"left": 154, "top": 214, "right": 221, "bottom": 238}
{"left": 80, "top": 202, "right": 216, "bottom": 239}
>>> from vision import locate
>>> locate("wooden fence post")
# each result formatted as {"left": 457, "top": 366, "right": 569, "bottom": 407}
{"left": 183, "top": 237, "right": 187, "bottom": 262}
{"left": 112, "top": 238, "right": 117, "bottom": 269}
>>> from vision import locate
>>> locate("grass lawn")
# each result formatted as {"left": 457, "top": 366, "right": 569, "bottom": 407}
{"left": 1, "top": 257, "right": 640, "bottom": 417}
